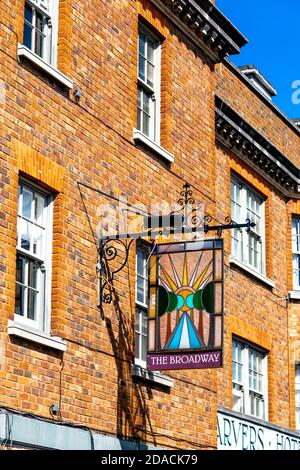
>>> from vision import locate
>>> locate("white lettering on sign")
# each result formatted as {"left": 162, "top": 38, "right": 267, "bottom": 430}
{"left": 149, "top": 352, "right": 220, "bottom": 367}
{"left": 217, "top": 411, "right": 300, "bottom": 450}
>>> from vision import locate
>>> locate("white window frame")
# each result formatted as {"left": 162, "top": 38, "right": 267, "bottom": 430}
{"left": 295, "top": 364, "right": 300, "bottom": 430}
{"left": 15, "top": 179, "right": 53, "bottom": 334}
{"left": 23, "top": 0, "right": 59, "bottom": 67}
{"left": 137, "top": 23, "right": 161, "bottom": 144}
{"left": 292, "top": 216, "right": 300, "bottom": 290}
{"left": 135, "top": 246, "right": 149, "bottom": 368}
{"left": 231, "top": 176, "right": 266, "bottom": 275}
{"left": 232, "top": 339, "right": 268, "bottom": 421}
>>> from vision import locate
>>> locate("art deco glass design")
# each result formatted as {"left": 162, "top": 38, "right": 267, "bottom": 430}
{"left": 148, "top": 240, "right": 224, "bottom": 355}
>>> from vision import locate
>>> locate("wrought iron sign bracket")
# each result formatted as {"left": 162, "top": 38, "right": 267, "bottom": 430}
{"left": 203, "top": 216, "right": 256, "bottom": 238}
{"left": 91, "top": 182, "right": 256, "bottom": 306}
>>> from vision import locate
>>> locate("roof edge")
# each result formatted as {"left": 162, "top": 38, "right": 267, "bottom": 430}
{"left": 223, "top": 58, "right": 300, "bottom": 137}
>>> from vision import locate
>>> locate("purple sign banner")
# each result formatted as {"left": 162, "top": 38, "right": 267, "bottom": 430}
{"left": 147, "top": 350, "right": 222, "bottom": 371}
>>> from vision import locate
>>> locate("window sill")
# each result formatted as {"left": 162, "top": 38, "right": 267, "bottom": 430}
{"left": 288, "top": 290, "right": 300, "bottom": 300}
{"left": 229, "top": 257, "right": 275, "bottom": 289}
{"left": 133, "top": 129, "right": 174, "bottom": 163}
{"left": 17, "top": 44, "right": 73, "bottom": 90}
{"left": 8, "top": 320, "right": 67, "bottom": 352}
{"left": 131, "top": 364, "right": 174, "bottom": 388}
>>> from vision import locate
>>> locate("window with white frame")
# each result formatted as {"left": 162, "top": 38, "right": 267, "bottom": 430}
{"left": 296, "top": 365, "right": 300, "bottom": 430}
{"left": 292, "top": 216, "right": 300, "bottom": 289}
{"left": 232, "top": 339, "right": 268, "bottom": 420}
{"left": 15, "top": 181, "right": 53, "bottom": 332}
{"left": 231, "top": 176, "right": 265, "bottom": 274}
{"left": 137, "top": 24, "right": 161, "bottom": 143}
{"left": 23, "top": 0, "right": 58, "bottom": 65}
{"left": 135, "top": 246, "right": 149, "bottom": 367}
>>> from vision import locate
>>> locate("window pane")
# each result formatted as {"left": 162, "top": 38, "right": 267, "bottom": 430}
{"left": 253, "top": 246, "right": 258, "bottom": 269}
{"left": 22, "top": 187, "right": 33, "bottom": 219}
{"left": 28, "top": 259, "right": 38, "bottom": 289}
{"left": 137, "top": 88, "right": 142, "bottom": 131}
{"left": 137, "top": 250, "right": 145, "bottom": 276}
{"left": 258, "top": 373, "right": 262, "bottom": 393}
{"left": 27, "top": 289, "right": 37, "bottom": 320}
{"left": 250, "top": 395, "right": 254, "bottom": 415}
{"left": 238, "top": 343, "right": 243, "bottom": 362}
{"left": 23, "top": 23, "right": 33, "bottom": 49}
{"left": 293, "top": 255, "right": 300, "bottom": 287}
{"left": 138, "top": 32, "right": 146, "bottom": 57}
{"left": 238, "top": 364, "right": 242, "bottom": 383}
{"left": 35, "top": 193, "right": 45, "bottom": 226}
{"left": 143, "top": 92, "right": 151, "bottom": 115}
{"left": 135, "top": 308, "right": 148, "bottom": 363}
{"left": 141, "top": 334, "right": 147, "bottom": 363}
{"left": 35, "top": 11, "right": 44, "bottom": 33}
{"left": 232, "top": 361, "right": 236, "bottom": 381}
{"left": 136, "top": 276, "right": 145, "bottom": 304}
{"left": 16, "top": 255, "right": 25, "bottom": 284}
{"left": 137, "top": 108, "right": 142, "bottom": 132}
{"left": 135, "top": 310, "right": 140, "bottom": 331}
{"left": 25, "top": 3, "right": 33, "bottom": 23}
{"left": 15, "top": 284, "right": 25, "bottom": 316}
{"left": 32, "top": 226, "right": 44, "bottom": 256}
{"left": 138, "top": 56, "right": 146, "bottom": 81}
{"left": 147, "top": 38, "right": 155, "bottom": 64}
{"left": 296, "top": 367, "right": 300, "bottom": 384}
{"left": 253, "top": 371, "right": 257, "bottom": 390}
{"left": 143, "top": 112, "right": 150, "bottom": 138}
{"left": 232, "top": 341, "right": 243, "bottom": 384}
{"left": 147, "top": 62, "right": 154, "bottom": 88}
{"left": 19, "top": 218, "right": 31, "bottom": 251}
{"left": 135, "top": 332, "right": 140, "bottom": 359}
{"left": 232, "top": 393, "right": 243, "bottom": 413}
{"left": 35, "top": 31, "right": 44, "bottom": 57}
{"left": 292, "top": 218, "right": 299, "bottom": 252}
{"left": 142, "top": 310, "right": 148, "bottom": 335}
{"left": 137, "top": 87, "right": 142, "bottom": 109}
{"left": 232, "top": 342, "right": 237, "bottom": 361}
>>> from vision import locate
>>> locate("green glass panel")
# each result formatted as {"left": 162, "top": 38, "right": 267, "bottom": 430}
{"left": 157, "top": 286, "right": 169, "bottom": 317}
{"left": 202, "top": 282, "right": 214, "bottom": 314}
{"left": 193, "top": 289, "right": 204, "bottom": 310}
{"left": 167, "top": 292, "right": 177, "bottom": 312}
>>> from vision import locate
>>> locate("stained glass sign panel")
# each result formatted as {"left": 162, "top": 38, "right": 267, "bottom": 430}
{"left": 147, "top": 239, "right": 224, "bottom": 370}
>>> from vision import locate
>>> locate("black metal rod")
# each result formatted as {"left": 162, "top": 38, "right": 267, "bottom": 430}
{"left": 100, "top": 221, "right": 256, "bottom": 240}
{"left": 204, "top": 221, "right": 255, "bottom": 233}
{"left": 99, "top": 239, "right": 103, "bottom": 308}
{"left": 77, "top": 181, "right": 149, "bottom": 216}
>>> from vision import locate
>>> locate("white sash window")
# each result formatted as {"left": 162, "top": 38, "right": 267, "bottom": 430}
{"left": 137, "top": 24, "right": 161, "bottom": 143}
{"left": 23, "top": 0, "right": 59, "bottom": 66}
{"left": 135, "top": 247, "right": 149, "bottom": 368}
{"left": 15, "top": 181, "right": 53, "bottom": 332}
{"left": 232, "top": 339, "right": 268, "bottom": 420}
{"left": 292, "top": 217, "right": 300, "bottom": 289}
{"left": 231, "top": 176, "right": 265, "bottom": 274}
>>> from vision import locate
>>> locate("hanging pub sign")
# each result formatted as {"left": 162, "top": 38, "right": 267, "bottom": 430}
{"left": 147, "top": 239, "right": 224, "bottom": 371}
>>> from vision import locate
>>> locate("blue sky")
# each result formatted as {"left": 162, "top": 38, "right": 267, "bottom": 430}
{"left": 216, "top": 0, "right": 300, "bottom": 118}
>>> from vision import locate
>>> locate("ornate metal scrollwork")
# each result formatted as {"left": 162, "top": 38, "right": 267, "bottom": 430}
{"left": 98, "top": 238, "right": 135, "bottom": 306}
{"left": 97, "top": 183, "right": 256, "bottom": 305}
{"left": 178, "top": 182, "right": 195, "bottom": 208}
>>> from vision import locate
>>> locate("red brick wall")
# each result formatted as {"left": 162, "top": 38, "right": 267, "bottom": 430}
{"left": 215, "top": 61, "right": 300, "bottom": 430}
{"left": 0, "top": 0, "right": 218, "bottom": 449}
{"left": 0, "top": 0, "right": 299, "bottom": 449}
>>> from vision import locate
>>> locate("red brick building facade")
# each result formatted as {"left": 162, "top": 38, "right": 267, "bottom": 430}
{"left": 0, "top": 0, "right": 300, "bottom": 449}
